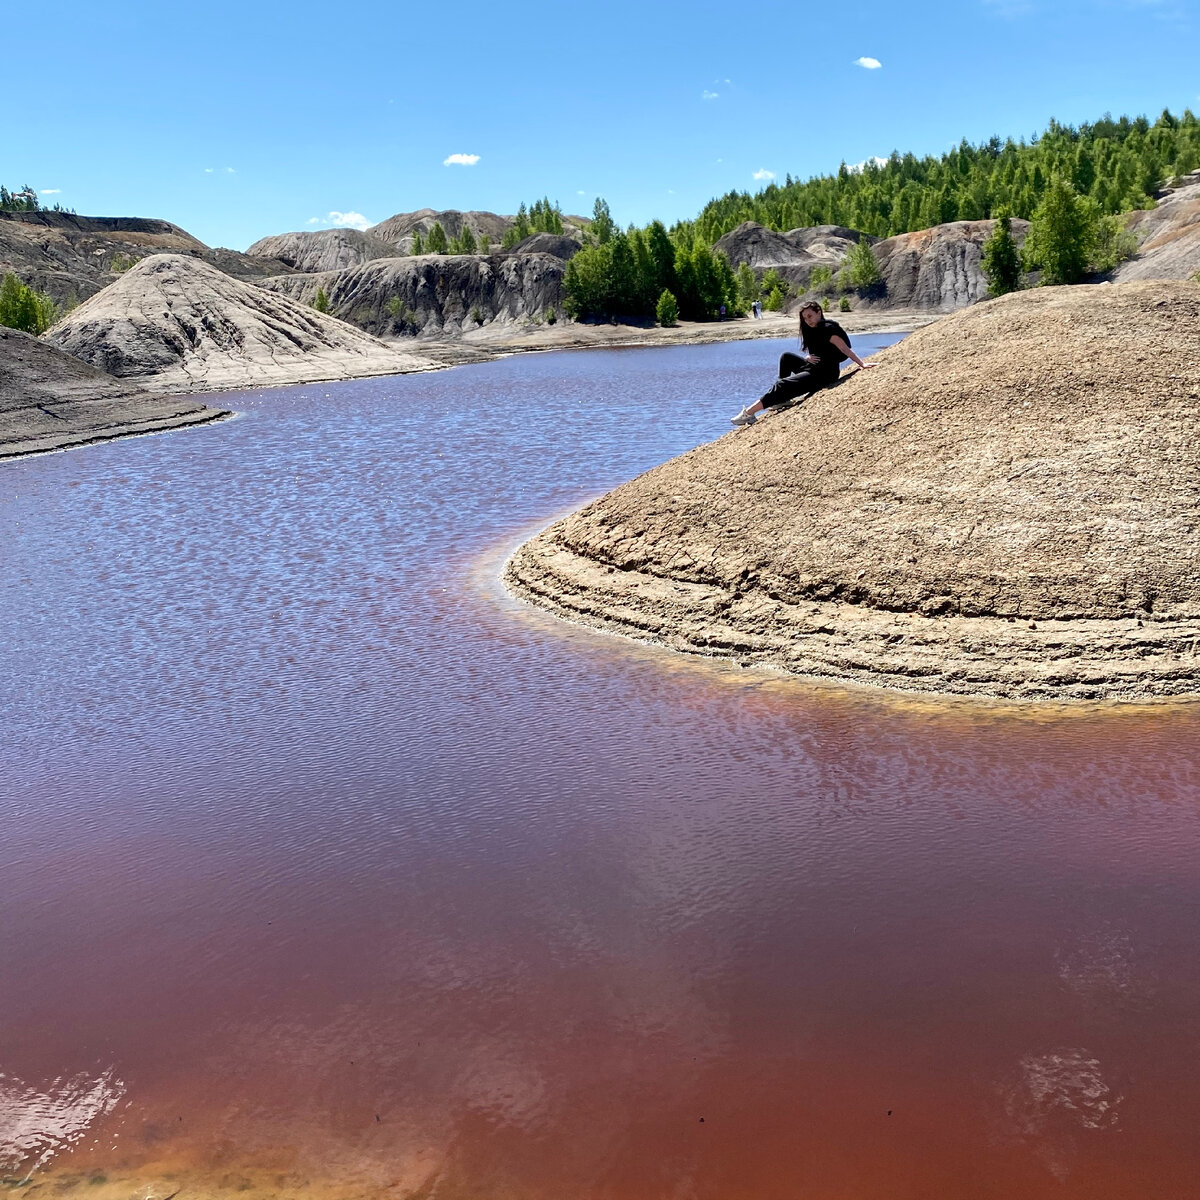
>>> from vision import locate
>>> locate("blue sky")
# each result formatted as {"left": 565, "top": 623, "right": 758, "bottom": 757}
{"left": 6, "top": 0, "right": 1197, "bottom": 250}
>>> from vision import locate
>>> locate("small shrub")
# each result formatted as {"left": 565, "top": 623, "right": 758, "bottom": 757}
{"left": 386, "top": 295, "right": 404, "bottom": 318}
{"left": 1089, "top": 214, "right": 1140, "bottom": 273}
{"left": 545, "top": 306, "right": 557, "bottom": 324}
{"left": 110, "top": 253, "right": 139, "bottom": 273}
{"left": 655, "top": 288, "right": 679, "bottom": 326}
{"left": 809, "top": 265, "right": 833, "bottom": 290}
{"left": 471, "top": 304, "right": 484, "bottom": 325}
{"left": 838, "top": 295, "right": 852, "bottom": 311}
{"left": 761, "top": 268, "right": 784, "bottom": 299}
{"left": 764, "top": 285, "right": 784, "bottom": 312}
{"left": 312, "top": 287, "right": 330, "bottom": 314}
{"left": 0, "top": 272, "right": 58, "bottom": 333}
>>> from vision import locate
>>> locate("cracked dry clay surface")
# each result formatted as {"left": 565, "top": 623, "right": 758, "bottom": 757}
{"left": 506, "top": 280, "right": 1200, "bottom": 701}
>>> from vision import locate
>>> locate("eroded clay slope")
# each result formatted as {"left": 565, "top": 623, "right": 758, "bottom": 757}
{"left": 45, "top": 254, "right": 436, "bottom": 393}
{"left": 506, "top": 280, "right": 1200, "bottom": 701}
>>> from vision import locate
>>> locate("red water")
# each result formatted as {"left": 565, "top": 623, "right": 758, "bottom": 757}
{"left": 3, "top": 339, "right": 1199, "bottom": 1198}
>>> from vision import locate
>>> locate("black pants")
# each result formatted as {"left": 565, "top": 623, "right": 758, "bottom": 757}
{"left": 758, "top": 351, "right": 838, "bottom": 409}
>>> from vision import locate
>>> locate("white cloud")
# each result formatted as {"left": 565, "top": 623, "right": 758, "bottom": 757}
{"left": 204, "top": 167, "right": 236, "bottom": 175}
{"left": 753, "top": 169, "right": 776, "bottom": 181}
{"left": 225, "top": 167, "right": 236, "bottom": 174}
{"left": 307, "top": 217, "right": 320, "bottom": 225}
{"left": 40, "top": 188, "right": 61, "bottom": 195}
{"left": 702, "top": 90, "right": 719, "bottom": 100}
{"left": 576, "top": 189, "right": 587, "bottom": 195}
{"left": 443, "top": 153, "right": 480, "bottom": 166}
{"left": 854, "top": 56, "right": 882, "bottom": 68}
{"left": 328, "top": 211, "right": 371, "bottom": 231}
{"left": 849, "top": 156, "right": 889, "bottom": 173}
{"left": 204, "top": 168, "right": 214, "bottom": 173}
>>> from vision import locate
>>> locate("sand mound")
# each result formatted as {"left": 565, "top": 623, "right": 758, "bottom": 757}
{"left": 46, "top": 254, "right": 435, "bottom": 394}
{"left": 506, "top": 280, "right": 1200, "bottom": 701}
{"left": 0, "top": 326, "right": 226, "bottom": 457}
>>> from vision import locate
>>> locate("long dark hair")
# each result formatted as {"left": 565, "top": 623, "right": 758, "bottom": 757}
{"left": 799, "top": 301, "right": 826, "bottom": 354}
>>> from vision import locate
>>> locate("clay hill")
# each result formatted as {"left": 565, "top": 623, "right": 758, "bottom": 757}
{"left": 715, "top": 218, "right": 1032, "bottom": 312}
{"left": 260, "top": 251, "right": 568, "bottom": 338}
{"left": 0, "top": 325, "right": 226, "bottom": 457}
{"left": 46, "top": 254, "right": 435, "bottom": 394}
{"left": 506, "top": 279, "right": 1200, "bottom": 702}
{"left": 0, "top": 210, "right": 289, "bottom": 307}
{"left": 1114, "top": 168, "right": 1200, "bottom": 282}
{"left": 367, "top": 208, "right": 589, "bottom": 253}
{"left": 245, "top": 228, "right": 397, "bottom": 274}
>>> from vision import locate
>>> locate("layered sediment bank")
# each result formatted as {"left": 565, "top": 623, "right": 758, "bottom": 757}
{"left": 0, "top": 326, "right": 227, "bottom": 458}
{"left": 506, "top": 280, "right": 1200, "bottom": 701}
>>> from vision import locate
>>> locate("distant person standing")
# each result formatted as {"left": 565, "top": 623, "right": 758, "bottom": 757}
{"left": 729, "top": 301, "right": 876, "bottom": 426}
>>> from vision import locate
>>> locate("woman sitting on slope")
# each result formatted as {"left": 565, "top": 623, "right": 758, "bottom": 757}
{"left": 730, "top": 301, "right": 876, "bottom": 426}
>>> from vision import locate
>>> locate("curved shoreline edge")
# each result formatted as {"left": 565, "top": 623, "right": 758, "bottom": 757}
{"left": 503, "top": 534, "right": 1200, "bottom": 703}
{"left": 0, "top": 403, "right": 233, "bottom": 461}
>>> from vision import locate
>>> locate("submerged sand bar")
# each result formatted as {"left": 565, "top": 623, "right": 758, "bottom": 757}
{"left": 506, "top": 280, "right": 1200, "bottom": 701}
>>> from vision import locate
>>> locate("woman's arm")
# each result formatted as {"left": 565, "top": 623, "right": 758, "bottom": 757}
{"left": 829, "top": 334, "right": 877, "bottom": 370}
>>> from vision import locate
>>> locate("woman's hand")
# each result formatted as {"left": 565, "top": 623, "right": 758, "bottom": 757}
{"left": 858, "top": 362, "right": 878, "bottom": 370}
{"left": 805, "top": 353, "right": 820, "bottom": 365}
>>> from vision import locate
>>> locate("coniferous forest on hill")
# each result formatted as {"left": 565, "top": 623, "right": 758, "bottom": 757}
{"left": 561, "top": 107, "right": 1199, "bottom": 323}
{"left": 682, "top": 109, "right": 1199, "bottom": 244}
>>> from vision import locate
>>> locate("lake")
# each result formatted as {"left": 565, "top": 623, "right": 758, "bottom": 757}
{"left": 3, "top": 335, "right": 1199, "bottom": 1199}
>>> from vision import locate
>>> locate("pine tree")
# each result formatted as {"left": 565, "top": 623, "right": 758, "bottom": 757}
{"left": 312, "top": 287, "right": 330, "bottom": 314}
{"left": 427, "top": 222, "right": 448, "bottom": 255}
{"left": 591, "top": 197, "right": 615, "bottom": 245}
{"left": 1023, "top": 177, "right": 1096, "bottom": 284}
{"left": 411, "top": 230, "right": 424, "bottom": 255}
{"left": 655, "top": 289, "right": 678, "bottom": 327}
{"left": 981, "top": 211, "right": 1023, "bottom": 296}
{"left": 844, "top": 237, "right": 882, "bottom": 293}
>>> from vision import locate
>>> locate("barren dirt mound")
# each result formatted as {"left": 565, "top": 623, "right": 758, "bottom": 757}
{"left": 0, "top": 326, "right": 225, "bottom": 457}
{"left": 246, "top": 229, "right": 397, "bottom": 274}
{"left": 506, "top": 280, "right": 1200, "bottom": 701}
{"left": 46, "top": 254, "right": 435, "bottom": 393}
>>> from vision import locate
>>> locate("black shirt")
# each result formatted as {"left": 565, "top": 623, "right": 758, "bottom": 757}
{"left": 802, "top": 318, "right": 851, "bottom": 373}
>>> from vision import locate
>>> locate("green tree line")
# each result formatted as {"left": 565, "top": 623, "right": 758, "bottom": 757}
{"left": 563, "top": 201, "right": 742, "bottom": 323}
{"left": 501, "top": 198, "right": 566, "bottom": 248}
{"left": 1, "top": 183, "right": 73, "bottom": 214}
{"left": 684, "top": 109, "right": 1200, "bottom": 244}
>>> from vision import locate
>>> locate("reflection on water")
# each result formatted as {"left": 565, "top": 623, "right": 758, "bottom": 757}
{"left": 3, "top": 336, "right": 1200, "bottom": 1198}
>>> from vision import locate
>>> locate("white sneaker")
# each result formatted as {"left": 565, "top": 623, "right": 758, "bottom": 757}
{"left": 730, "top": 406, "right": 757, "bottom": 426}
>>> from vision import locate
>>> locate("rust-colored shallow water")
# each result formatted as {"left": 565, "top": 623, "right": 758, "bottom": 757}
{"left": 3, "top": 338, "right": 1199, "bottom": 1199}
